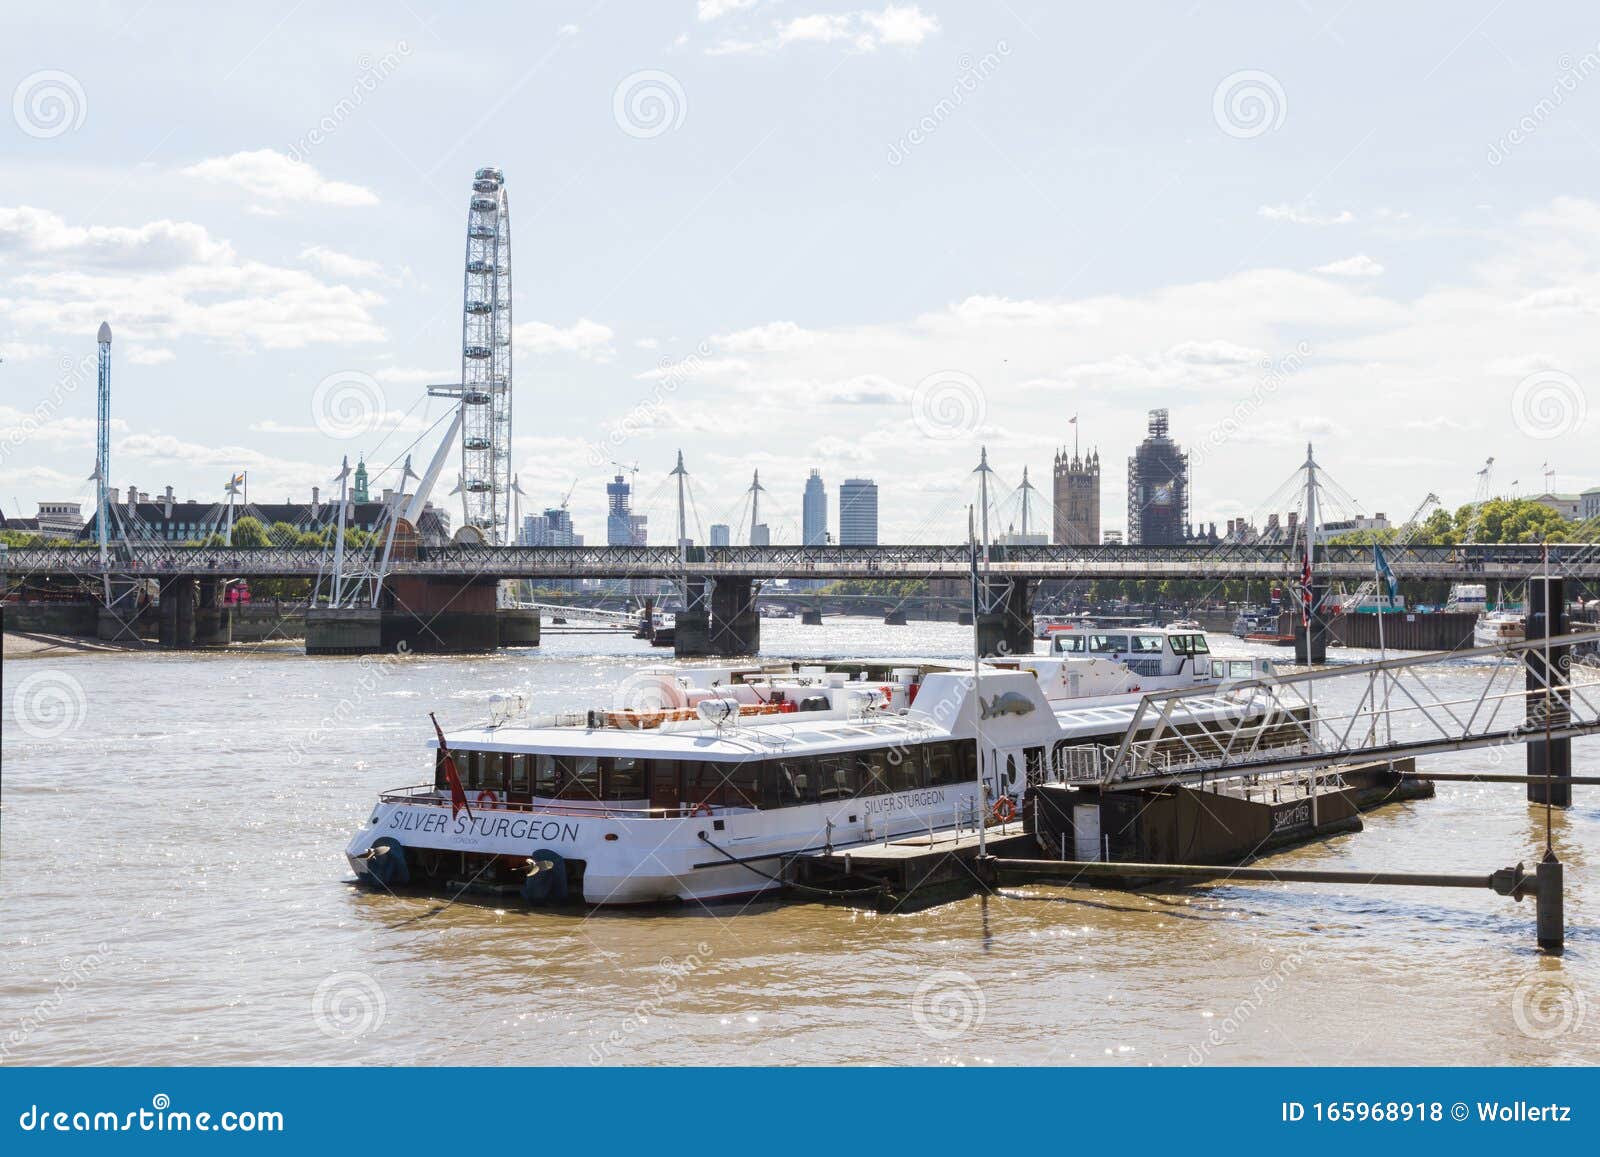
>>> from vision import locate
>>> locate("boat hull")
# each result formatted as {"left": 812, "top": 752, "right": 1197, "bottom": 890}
{"left": 346, "top": 783, "right": 983, "bottom": 906}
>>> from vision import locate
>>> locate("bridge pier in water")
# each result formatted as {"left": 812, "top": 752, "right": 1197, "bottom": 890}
{"left": 675, "top": 576, "right": 760, "bottom": 657}
{"left": 1526, "top": 574, "right": 1572, "bottom": 809}
{"left": 305, "top": 577, "right": 534, "bottom": 655}
{"left": 1292, "top": 580, "right": 1330, "bottom": 664}
{"left": 976, "top": 577, "right": 1033, "bottom": 658}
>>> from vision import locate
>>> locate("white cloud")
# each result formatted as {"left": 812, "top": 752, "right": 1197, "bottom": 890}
{"left": 182, "top": 149, "right": 379, "bottom": 207}
{"left": 1314, "top": 254, "right": 1384, "bottom": 278}
{"left": 714, "top": 320, "right": 816, "bottom": 351}
{"left": 780, "top": 5, "right": 938, "bottom": 50}
{"left": 514, "top": 318, "right": 615, "bottom": 360}
{"left": 708, "top": 4, "right": 938, "bottom": 54}
{"left": 127, "top": 347, "right": 176, "bottom": 365}
{"left": 1258, "top": 203, "right": 1355, "bottom": 226}
{"left": 0, "top": 205, "right": 386, "bottom": 350}
{"left": 0, "top": 340, "right": 50, "bottom": 361}
{"left": 698, "top": 0, "right": 758, "bottom": 19}
{"left": 0, "top": 205, "right": 232, "bottom": 268}
{"left": 300, "top": 245, "right": 387, "bottom": 281}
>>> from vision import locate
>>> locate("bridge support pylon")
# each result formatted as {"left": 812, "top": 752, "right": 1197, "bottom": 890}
{"left": 976, "top": 577, "right": 1033, "bottom": 658}
{"left": 675, "top": 576, "right": 760, "bottom": 657}
{"left": 1526, "top": 574, "right": 1571, "bottom": 809}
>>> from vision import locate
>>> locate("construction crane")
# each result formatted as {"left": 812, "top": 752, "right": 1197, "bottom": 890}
{"left": 1328, "top": 491, "right": 1441, "bottom": 617}
{"left": 559, "top": 476, "right": 578, "bottom": 511}
{"left": 1463, "top": 457, "right": 1496, "bottom": 546}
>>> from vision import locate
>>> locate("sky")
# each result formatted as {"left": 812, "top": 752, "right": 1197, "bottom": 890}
{"left": 2, "top": 1, "right": 1598, "bottom": 545}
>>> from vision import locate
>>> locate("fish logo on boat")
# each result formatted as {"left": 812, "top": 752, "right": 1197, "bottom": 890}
{"left": 979, "top": 691, "right": 1035, "bottom": 719}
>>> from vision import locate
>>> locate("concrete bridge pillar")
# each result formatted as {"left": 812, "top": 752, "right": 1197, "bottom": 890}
{"left": 193, "top": 577, "right": 232, "bottom": 647}
{"left": 673, "top": 579, "right": 711, "bottom": 657}
{"left": 675, "top": 576, "right": 760, "bottom": 657}
{"left": 976, "top": 577, "right": 1033, "bottom": 658}
{"left": 497, "top": 607, "right": 541, "bottom": 647}
{"left": 709, "top": 575, "right": 760, "bottom": 656}
{"left": 1526, "top": 574, "right": 1571, "bottom": 809}
{"left": 159, "top": 575, "right": 196, "bottom": 648}
{"left": 1292, "top": 581, "right": 1329, "bottom": 665}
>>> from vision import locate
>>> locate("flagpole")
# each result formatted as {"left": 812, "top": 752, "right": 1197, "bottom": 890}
{"left": 1374, "top": 546, "right": 1392, "bottom": 748}
{"left": 969, "top": 504, "right": 987, "bottom": 858}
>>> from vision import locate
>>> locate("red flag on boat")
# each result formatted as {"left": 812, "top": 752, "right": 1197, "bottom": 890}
{"left": 430, "top": 712, "right": 473, "bottom": 822}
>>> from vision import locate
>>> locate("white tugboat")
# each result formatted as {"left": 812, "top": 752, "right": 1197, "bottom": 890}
{"left": 346, "top": 638, "right": 1281, "bottom": 907}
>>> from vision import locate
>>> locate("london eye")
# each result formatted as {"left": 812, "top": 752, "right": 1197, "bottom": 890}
{"left": 447, "top": 166, "right": 514, "bottom": 543}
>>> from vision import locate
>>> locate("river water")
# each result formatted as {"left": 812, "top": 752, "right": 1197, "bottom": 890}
{"left": 2, "top": 619, "right": 1595, "bottom": 1066}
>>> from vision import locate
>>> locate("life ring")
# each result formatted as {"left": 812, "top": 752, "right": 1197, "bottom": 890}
{"left": 991, "top": 797, "right": 1016, "bottom": 824}
{"left": 476, "top": 789, "right": 499, "bottom": 804}
{"left": 691, "top": 801, "right": 713, "bottom": 818}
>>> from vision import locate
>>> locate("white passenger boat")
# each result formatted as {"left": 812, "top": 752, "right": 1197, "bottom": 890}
{"left": 1474, "top": 610, "right": 1526, "bottom": 647}
{"left": 346, "top": 633, "right": 1280, "bottom": 907}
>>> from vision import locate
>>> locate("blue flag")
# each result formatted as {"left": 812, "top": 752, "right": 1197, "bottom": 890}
{"left": 1373, "top": 544, "right": 1398, "bottom": 600}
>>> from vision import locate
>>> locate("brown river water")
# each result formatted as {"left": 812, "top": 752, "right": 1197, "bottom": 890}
{"left": 2, "top": 619, "right": 1595, "bottom": 1066}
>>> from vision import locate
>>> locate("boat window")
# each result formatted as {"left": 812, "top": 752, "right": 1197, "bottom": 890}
{"left": 534, "top": 753, "right": 557, "bottom": 796}
{"left": 604, "top": 756, "right": 646, "bottom": 800}
{"left": 1211, "top": 660, "right": 1227, "bottom": 678}
{"left": 886, "top": 746, "right": 922, "bottom": 793}
{"left": 774, "top": 757, "right": 818, "bottom": 805}
{"left": 509, "top": 754, "right": 531, "bottom": 795}
{"left": 926, "top": 741, "right": 970, "bottom": 786}
{"left": 1172, "top": 633, "right": 1210, "bottom": 656}
{"left": 1229, "top": 660, "right": 1255, "bottom": 679}
{"left": 850, "top": 749, "right": 887, "bottom": 796}
{"left": 817, "top": 753, "right": 860, "bottom": 801}
{"left": 687, "top": 761, "right": 759, "bottom": 810}
{"left": 1089, "top": 634, "right": 1130, "bottom": 653}
{"left": 1131, "top": 635, "right": 1164, "bottom": 653}
{"left": 556, "top": 755, "right": 601, "bottom": 800}
{"left": 1052, "top": 634, "right": 1087, "bottom": 653}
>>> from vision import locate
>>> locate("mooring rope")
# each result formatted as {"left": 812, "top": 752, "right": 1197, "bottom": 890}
{"left": 695, "top": 831, "right": 892, "bottom": 899}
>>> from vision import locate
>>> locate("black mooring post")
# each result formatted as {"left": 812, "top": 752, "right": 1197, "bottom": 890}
{"left": 1537, "top": 849, "right": 1564, "bottom": 955}
{"left": 1525, "top": 574, "right": 1572, "bottom": 808}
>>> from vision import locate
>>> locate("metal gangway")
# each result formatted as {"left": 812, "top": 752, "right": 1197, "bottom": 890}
{"left": 1050, "top": 630, "right": 1600, "bottom": 790}
{"left": 509, "top": 601, "right": 643, "bottom": 629}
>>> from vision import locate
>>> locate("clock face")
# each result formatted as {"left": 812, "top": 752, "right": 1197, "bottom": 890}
{"left": 1153, "top": 483, "right": 1174, "bottom": 507}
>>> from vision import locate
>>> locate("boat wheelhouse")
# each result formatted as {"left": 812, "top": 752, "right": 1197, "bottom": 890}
{"left": 346, "top": 647, "right": 1283, "bottom": 907}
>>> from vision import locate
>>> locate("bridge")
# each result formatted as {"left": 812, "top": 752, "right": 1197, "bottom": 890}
{"left": 7, "top": 540, "right": 1600, "bottom": 582}
{"left": 7, "top": 540, "right": 1597, "bottom": 656}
